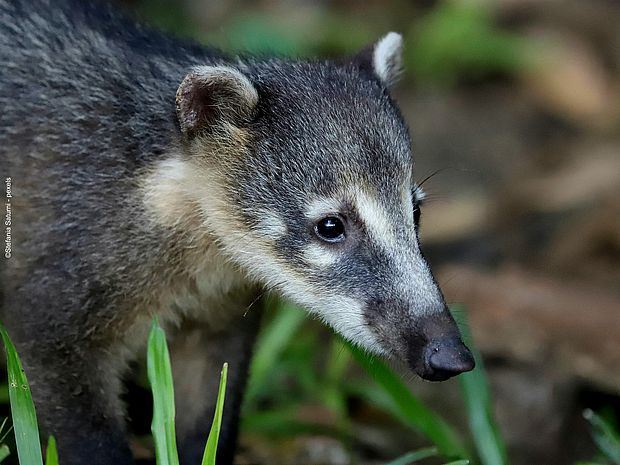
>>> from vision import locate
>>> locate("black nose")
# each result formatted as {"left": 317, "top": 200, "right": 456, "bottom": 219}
{"left": 422, "top": 336, "right": 475, "bottom": 381}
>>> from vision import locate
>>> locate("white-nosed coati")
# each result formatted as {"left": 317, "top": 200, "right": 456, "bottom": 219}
{"left": 0, "top": 1, "right": 474, "bottom": 463}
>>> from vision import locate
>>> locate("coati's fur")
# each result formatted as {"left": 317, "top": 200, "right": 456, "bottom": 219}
{"left": 0, "top": 1, "right": 474, "bottom": 464}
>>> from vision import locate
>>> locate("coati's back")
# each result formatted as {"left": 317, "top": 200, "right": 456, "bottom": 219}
{"left": 0, "top": 0, "right": 221, "bottom": 339}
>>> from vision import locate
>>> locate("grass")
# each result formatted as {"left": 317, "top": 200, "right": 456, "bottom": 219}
{"left": 0, "top": 319, "right": 229, "bottom": 465}
{"left": 147, "top": 318, "right": 180, "bottom": 465}
{"left": 201, "top": 363, "right": 228, "bottom": 465}
{"left": 244, "top": 302, "right": 503, "bottom": 464}
{"left": 147, "top": 318, "right": 228, "bottom": 465}
{"left": 0, "top": 308, "right": 617, "bottom": 464}
{"left": 347, "top": 341, "right": 468, "bottom": 459}
{"left": 44, "top": 438, "right": 57, "bottom": 465}
{"left": 455, "top": 305, "right": 508, "bottom": 465}
{"left": 0, "top": 324, "right": 43, "bottom": 465}
{"left": 583, "top": 409, "right": 620, "bottom": 465}
{"left": 384, "top": 447, "right": 438, "bottom": 465}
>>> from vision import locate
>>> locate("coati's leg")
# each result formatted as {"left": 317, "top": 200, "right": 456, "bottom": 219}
{"left": 19, "top": 344, "right": 133, "bottom": 465}
{"left": 170, "top": 305, "right": 262, "bottom": 465}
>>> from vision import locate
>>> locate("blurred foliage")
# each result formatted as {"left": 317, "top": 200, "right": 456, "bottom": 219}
{"left": 243, "top": 300, "right": 506, "bottom": 464}
{"left": 454, "top": 304, "right": 508, "bottom": 465}
{"left": 243, "top": 300, "right": 620, "bottom": 465}
{"left": 346, "top": 341, "right": 468, "bottom": 459}
{"left": 133, "top": 0, "right": 535, "bottom": 87}
{"left": 406, "top": 1, "right": 531, "bottom": 86}
{"left": 583, "top": 409, "right": 620, "bottom": 465}
{"left": 384, "top": 447, "right": 438, "bottom": 465}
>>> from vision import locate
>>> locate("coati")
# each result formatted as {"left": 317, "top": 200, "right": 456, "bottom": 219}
{"left": 0, "top": 0, "right": 475, "bottom": 464}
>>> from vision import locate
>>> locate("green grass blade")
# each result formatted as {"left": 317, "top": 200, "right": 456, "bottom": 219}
{"left": 147, "top": 318, "right": 179, "bottom": 465}
{"left": 0, "top": 445, "right": 10, "bottom": 463}
{"left": 346, "top": 341, "right": 468, "bottom": 459}
{"left": 0, "top": 324, "right": 44, "bottom": 465}
{"left": 246, "top": 302, "right": 306, "bottom": 401}
{"left": 385, "top": 446, "right": 438, "bottom": 465}
{"left": 454, "top": 305, "right": 508, "bottom": 465}
{"left": 201, "top": 363, "right": 228, "bottom": 465}
{"left": 443, "top": 460, "right": 469, "bottom": 465}
{"left": 322, "top": 338, "right": 350, "bottom": 415}
{"left": 0, "top": 418, "right": 12, "bottom": 445}
{"left": 45, "top": 436, "right": 58, "bottom": 465}
{"left": 242, "top": 409, "right": 346, "bottom": 438}
{"left": 584, "top": 409, "right": 620, "bottom": 465}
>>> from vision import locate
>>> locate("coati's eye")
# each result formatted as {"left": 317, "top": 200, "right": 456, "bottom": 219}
{"left": 413, "top": 203, "right": 421, "bottom": 225}
{"left": 315, "top": 216, "right": 346, "bottom": 243}
{"left": 412, "top": 183, "right": 425, "bottom": 226}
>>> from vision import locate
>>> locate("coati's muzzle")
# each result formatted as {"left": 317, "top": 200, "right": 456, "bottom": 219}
{"left": 367, "top": 300, "right": 475, "bottom": 381}
{"left": 405, "top": 311, "right": 475, "bottom": 381}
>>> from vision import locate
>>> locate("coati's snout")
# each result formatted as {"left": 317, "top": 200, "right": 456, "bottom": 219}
{"left": 420, "top": 335, "right": 475, "bottom": 381}
{"left": 404, "top": 312, "right": 474, "bottom": 381}
{"left": 366, "top": 300, "right": 474, "bottom": 381}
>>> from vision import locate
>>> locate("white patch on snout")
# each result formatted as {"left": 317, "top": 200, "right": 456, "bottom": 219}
{"left": 302, "top": 243, "right": 338, "bottom": 268}
{"left": 254, "top": 210, "right": 287, "bottom": 240}
{"left": 316, "top": 296, "right": 388, "bottom": 356}
{"left": 278, "top": 285, "right": 387, "bottom": 357}
{"left": 354, "top": 190, "right": 397, "bottom": 249}
{"left": 232, "top": 246, "right": 385, "bottom": 356}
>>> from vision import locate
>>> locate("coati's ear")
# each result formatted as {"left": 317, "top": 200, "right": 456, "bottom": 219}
{"left": 176, "top": 66, "right": 258, "bottom": 137}
{"left": 352, "top": 32, "right": 403, "bottom": 87}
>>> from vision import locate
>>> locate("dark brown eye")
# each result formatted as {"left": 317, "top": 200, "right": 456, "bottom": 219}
{"left": 315, "top": 216, "right": 345, "bottom": 243}
{"left": 413, "top": 203, "right": 421, "bottom": 225}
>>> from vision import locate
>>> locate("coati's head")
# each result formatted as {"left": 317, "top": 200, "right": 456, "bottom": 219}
{"left": 165, "top": 33, "right": 474, "bottom": 381}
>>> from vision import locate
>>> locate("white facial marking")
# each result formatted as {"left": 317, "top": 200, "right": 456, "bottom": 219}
{"left": 317, "top": 296, "right": 388, "bottom": 356}
{"left": 373, "top": 32, "right": 403, "bottom": 85}
{"left": 224, "top": 240, "right": 385, "bottom": 356}
{"left": 354, "top": 189, "right": 397, "bottom": 249}
{"left": 143, "top": 160, "right": 392, "bottom": 358}
{"left": 350, "top": 187, "right": 442, "bottom": 318}
{"left": 143, "top": 158, "right": 196, "bottom": 226}
{"left": 254, "top": 210, "right": 287, "bottom": 240}
{"left": 305, "top": 198, "right": 342, "bottom": 220}
{"left": 302, "top": 243, "right": 338, "bottom": 268}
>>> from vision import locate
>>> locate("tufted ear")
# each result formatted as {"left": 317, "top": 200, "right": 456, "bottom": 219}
{"left": 352, "top": 32, "right": 403, "bottom": 87}
{"left": 175, "top": 66, "right": 258, "bottom": 138}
